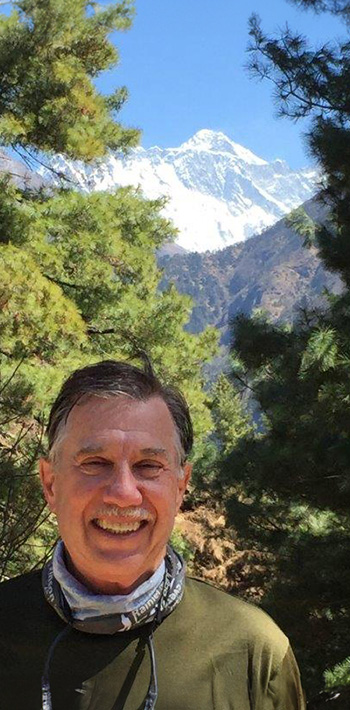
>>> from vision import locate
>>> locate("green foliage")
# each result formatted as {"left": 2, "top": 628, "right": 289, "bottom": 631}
{"left": 0, "top": 0, "right": 219, "bottom": 579}
{"left": 0, "top": 0, "right": 138, "bottom": 159}
{"left": 190, "top": 373, "right": 253, "bottom": 500}
{"left": 247, "top": 7, "right": 350, "bottom": 287}
{"left": 289, "top": 0, "right": 350, "bottom": 17}
{"left": 0, "top": 180, "right": 218, "bottom": 577}
{"left": 325, "top": 657, "right": 350, "bottom": 690}
{"left": 209, "top": 373, "right": 253, "bottom": 455}
{"left": 287, "top": 207, "right": 318, "bottom": 248}
{"left": 170, "top": 528, "right": 194, "bottom": 564}
{"left": 221, "top": 0, "right": 350, "bottom": 700}
{"left": 299, "top": 326, "right": 338, "bottom": 374}
{"left": 0, "top": 243, "right": 86, "bottom": 360}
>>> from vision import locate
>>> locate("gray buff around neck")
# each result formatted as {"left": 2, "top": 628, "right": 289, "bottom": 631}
{"left": 42, "top": 541, "right": 186, "bottom": 634}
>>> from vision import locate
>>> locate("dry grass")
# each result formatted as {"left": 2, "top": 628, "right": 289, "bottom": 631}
{"left": 175, "top": 502, "right": 270, "bottom": 603}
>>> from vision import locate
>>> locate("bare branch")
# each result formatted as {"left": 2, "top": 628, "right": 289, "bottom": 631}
{"left": 20, "top": 146, "right": 75, "bottom": 185}
{"left": 0, "top": 357, "right": 25, "bottom": 397}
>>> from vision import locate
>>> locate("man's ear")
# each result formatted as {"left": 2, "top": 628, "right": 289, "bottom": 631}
{"left": 39, "top": 457, "right": 57, "bottom": 513}
{"left": 176, "top": 461, "right": 192, "bottom": 511}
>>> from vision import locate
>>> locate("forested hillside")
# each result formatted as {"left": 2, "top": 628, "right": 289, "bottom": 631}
{"left": 159, "top": 197, "right": 342, "bottom": 341}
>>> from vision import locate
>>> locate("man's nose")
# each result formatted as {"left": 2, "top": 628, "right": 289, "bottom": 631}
{"left": 102, "top": 463, "right": 143, "bottom": 507}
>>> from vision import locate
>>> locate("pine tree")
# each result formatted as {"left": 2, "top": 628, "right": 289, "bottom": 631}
{"left": 189, "top": 372, "right": 253, "bottom": 505}
{"left": 0, "top": 0, "right": 139, "bottom": 160}
{"left": 0, "top": 1, "right": 218, "bottom": 579}
{"left": 221, "top": 1, "right": 350, "bottom": 703}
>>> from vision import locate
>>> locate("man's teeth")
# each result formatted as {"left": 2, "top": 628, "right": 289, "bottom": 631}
{"left": 95, "top": 519, "right": 142, "bottom": 534}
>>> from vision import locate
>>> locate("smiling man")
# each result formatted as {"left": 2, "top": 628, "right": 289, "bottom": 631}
{"left": 0, "top": 359, "right": 305, "bottom": 710}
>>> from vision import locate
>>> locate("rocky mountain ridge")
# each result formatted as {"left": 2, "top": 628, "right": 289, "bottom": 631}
{"left": 159, "top": 197, "right": 342, "bottom": 343}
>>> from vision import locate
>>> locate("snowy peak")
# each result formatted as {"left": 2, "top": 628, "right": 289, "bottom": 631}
{"left": 42, "top": 130, "right": 318, "bottom": 253}
{"left": 180, "top": 129, "right": 267, "bottom": 165}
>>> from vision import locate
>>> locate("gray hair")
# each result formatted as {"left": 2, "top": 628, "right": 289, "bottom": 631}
{"left": 47, "top": 359, "right": 193, "bottom": 469}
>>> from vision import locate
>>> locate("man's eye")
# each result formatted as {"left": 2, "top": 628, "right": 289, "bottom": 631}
{"left": 134, "top": 461, "right": 162, "bottom": 477}
{"left": 81, "top": 460, "right": 111, "bottom": 473}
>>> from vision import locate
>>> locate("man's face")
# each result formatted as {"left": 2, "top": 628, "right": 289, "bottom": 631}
{"left": 40, "top": 395, "right": 191, "bottom": 594}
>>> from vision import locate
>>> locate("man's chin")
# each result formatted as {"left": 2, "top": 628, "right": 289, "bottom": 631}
{"left": 77, "top": 557, "right": 160, "bottom": 595}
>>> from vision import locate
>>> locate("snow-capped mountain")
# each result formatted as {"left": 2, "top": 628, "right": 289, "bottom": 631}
{"left": 43, "top": 129, "right": 318, "bottom": 253}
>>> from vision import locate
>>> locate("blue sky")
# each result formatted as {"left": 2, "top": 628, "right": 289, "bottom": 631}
{"left": 96, "top": 0, "right": 345, "bottom": 169}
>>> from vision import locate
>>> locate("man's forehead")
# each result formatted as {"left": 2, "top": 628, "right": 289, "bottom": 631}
{"left": 54, "top": 394, "right": 182, "bottom": 462}
{"left": 63, "top": 395, "right": 176, "bottom": 443}
{"left": 70, "top": 426, "right": 172, "bottom": 448}
{"left": 67, "top": 393, "right": 172, "bottom": 423}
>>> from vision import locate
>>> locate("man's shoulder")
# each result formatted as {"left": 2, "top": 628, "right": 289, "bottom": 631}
{"left": 181, "top": 578, "right": 305, "bottom": 709}
{"left": 0, "top": 569, "right": 42, "bottom": 593}
{"left": 0, "top": 570, "right": 44, "bottom": 615}
{"left": 184, "top": 576, "right": 289, "bottom": 658}
{"left": 184, "top": 574, "right": 278, "bottom": 627}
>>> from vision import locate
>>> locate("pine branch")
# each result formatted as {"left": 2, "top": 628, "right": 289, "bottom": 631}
{"left": 0, "top": 357, "right": 25, "bottom": 397}
{"left": 20, "top": 147, "right": 75, "bottom": 185}
{"left": 86, "top": 327, "right": 117, "bottom": 335}
{"left": 43, "top": 274, "right": 80, "bottom": 290}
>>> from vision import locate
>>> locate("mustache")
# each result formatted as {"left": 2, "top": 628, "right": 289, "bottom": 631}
{"left": 94, "top": 506, "right": 153, "bottom": 521}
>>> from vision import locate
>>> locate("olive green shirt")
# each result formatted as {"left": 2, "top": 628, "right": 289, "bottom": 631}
{"left": 0, "top": 570, "right": 305, "bottom": 710}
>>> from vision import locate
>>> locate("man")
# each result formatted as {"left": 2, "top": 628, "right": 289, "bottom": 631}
{"left": 0, "top": 359, "right": 305, "bottom": 710}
